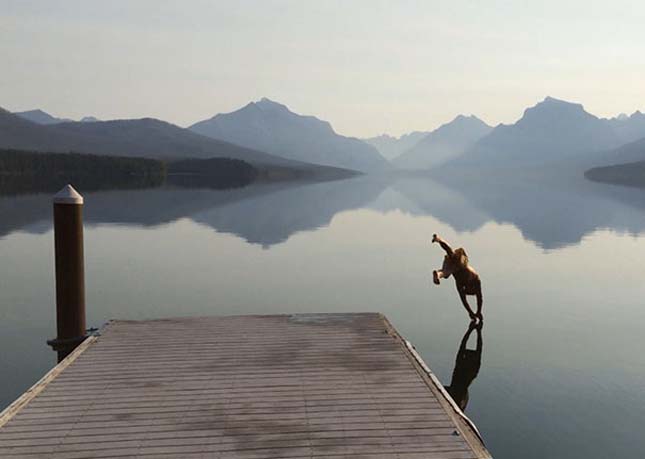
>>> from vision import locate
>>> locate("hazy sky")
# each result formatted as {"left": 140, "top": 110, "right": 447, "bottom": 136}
{"left": 1, "top": 0, "right": 644, "bottom": 137}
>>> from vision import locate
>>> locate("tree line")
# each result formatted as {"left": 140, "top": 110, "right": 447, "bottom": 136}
{"left": 0, "top": 149, "right": 258, "bottom": 195}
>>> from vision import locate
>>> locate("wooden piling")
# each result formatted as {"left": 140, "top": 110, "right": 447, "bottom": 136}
{"left": 47, "top": 185, "right": 87, "bottom": 363}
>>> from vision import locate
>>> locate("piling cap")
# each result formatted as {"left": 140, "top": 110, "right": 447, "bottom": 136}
{"left": 54, "top": 185, "right": 84, "bottom": 205}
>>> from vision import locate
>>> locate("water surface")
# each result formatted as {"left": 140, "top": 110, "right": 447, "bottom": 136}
{"left": 2, "top": 174, "right": 645, "bottom": 459}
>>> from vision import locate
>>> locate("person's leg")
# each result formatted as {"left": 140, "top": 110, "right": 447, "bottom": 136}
{"left": 458, "top": 290, "right": 477, "bottom": 321}
{"left": 475, "top": 285, "right": 483, "bottom": 320}
{"left": 433, "top": 270, "right": 447, "bottom": 284}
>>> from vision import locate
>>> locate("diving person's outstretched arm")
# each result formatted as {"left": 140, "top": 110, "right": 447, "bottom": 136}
{"left": 432, "top": 234, "right": 454, "bottom": 256}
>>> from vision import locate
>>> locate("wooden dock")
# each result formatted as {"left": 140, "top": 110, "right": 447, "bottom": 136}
{"left": 0, "top": 313, "right": 491, "bottom": 458}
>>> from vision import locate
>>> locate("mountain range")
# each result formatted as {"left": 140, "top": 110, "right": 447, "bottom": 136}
{"left": 5, "top": 96, "right": 645, "bottom": 185}
{"left": 444, "top": 97, "right": 622, "bottom": 168}
{"left": 363, "top": 131, "right": 429, "bottom": 161}
{"left": 361, "top": 98, "right": 645, "bottom": 175}
{"left": 15, "top": 109, "right": 100, "bottom": 124}
{"left": 607, "top": 111, "right": 645, "bottom": 145}
{"left": 0, "top": 107, "right": 274, "bottom": 163}
{"left": 189, "top": 98, "right": 390, "bottom": 173}
{"left": 0, "top": 107, "right": 357, "bottom": 181}
{"left": 393, "top": 115, "right": 493, "bottom": 169}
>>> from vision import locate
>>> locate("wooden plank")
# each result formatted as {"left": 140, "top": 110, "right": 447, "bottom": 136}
{"left": 0, "top": 335, "right": 98, "bottom": 429}
{"left": 0, "top": 313, "right": 491, "bottom": 458}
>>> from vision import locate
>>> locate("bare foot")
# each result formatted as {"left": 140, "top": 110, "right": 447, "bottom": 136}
{"left": 432, "top": 270, "right": 440, "bottom": 285}
{"left": 432, "top": 234, "right": 438, "bottom": 243}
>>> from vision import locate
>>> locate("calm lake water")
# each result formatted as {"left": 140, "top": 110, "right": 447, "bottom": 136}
{"left": 2, "top": 173, "right": 645, "bottom": 458}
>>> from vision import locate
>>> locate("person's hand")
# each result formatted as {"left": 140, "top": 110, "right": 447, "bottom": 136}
{"left": 432, "top": 234, "right": 438, "bottom": 243}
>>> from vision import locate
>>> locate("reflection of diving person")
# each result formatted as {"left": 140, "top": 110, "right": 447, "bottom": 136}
{"left": 431, "top": 234, "right": 483, "bottom": 321}
{"left": 445, "top": 321, "right": 483, "bottom": 411}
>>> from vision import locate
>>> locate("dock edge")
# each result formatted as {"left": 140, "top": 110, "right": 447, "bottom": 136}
{"left": 378, "top": 313, "right": 493, "bottom": 459}
{"left": 0, "top": 326, "right": 104, "bottom": 428}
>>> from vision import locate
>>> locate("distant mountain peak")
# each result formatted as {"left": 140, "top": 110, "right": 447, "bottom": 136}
{"left": 392, "top": 114, "right": 492, "bottom": 169}
{"left": 518, "top": 97, "right": 590, "bottom": 126}
{"left": 451, "top": 114, "right": 487, "bottom": 125}
{"left": 189, "top": 100, "right": 389, "bottom": 172}
{"left": 605, "top": 111, "right": 645, "bottom": 122}
{"left": 539, "top": 96, "right": 583, "bottom": 108}
{"left": 26, "top": 109, "right": 48, "bottom": 116}
{"left": 254, "top": 97, "right": 289, "bottom": 111}
{"left": 14, "top": 109, "right": 101, "bottom": 125}
{"left": 372, "top": 133, "right": 396, "bottom": 140}
{"left": 541, "top": 96, "right": 576, "bottom": 105}
{"left": 447, "top": 96, "right": 622, "bottom": 168}
{"left": 15, "top": 108, "right": 71, "bottom": 125}
{"left": 363, "top": 131, "right": 430, "bottom": 160}
{"left": 606, "top": 108, "right": 645, "bottom": 144}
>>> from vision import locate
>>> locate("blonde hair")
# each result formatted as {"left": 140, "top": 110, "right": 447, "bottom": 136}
{"left": 445, "top": 248, "right": 469, "bottom": 271}
{"left": 454, "top": 248, "right": 468, "bottom": 267}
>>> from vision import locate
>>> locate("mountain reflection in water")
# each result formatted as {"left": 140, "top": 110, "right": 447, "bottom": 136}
{"left": 2, "top": 172, "right": 645, "bottom": 249}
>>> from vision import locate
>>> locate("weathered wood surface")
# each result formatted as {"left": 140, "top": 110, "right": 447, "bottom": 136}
{"left": 0, "top": 313, "right": 491, "bottom": 458}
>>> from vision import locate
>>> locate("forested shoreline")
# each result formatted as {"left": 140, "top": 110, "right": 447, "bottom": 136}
{"left": 585, "top": 160, "right": 645, "bottom": 188}
{"left": 167, "top": 157, "right": 258, "bottom": 189}
{"left": 0, "top": 149, "right": 259, "bottom": 195}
